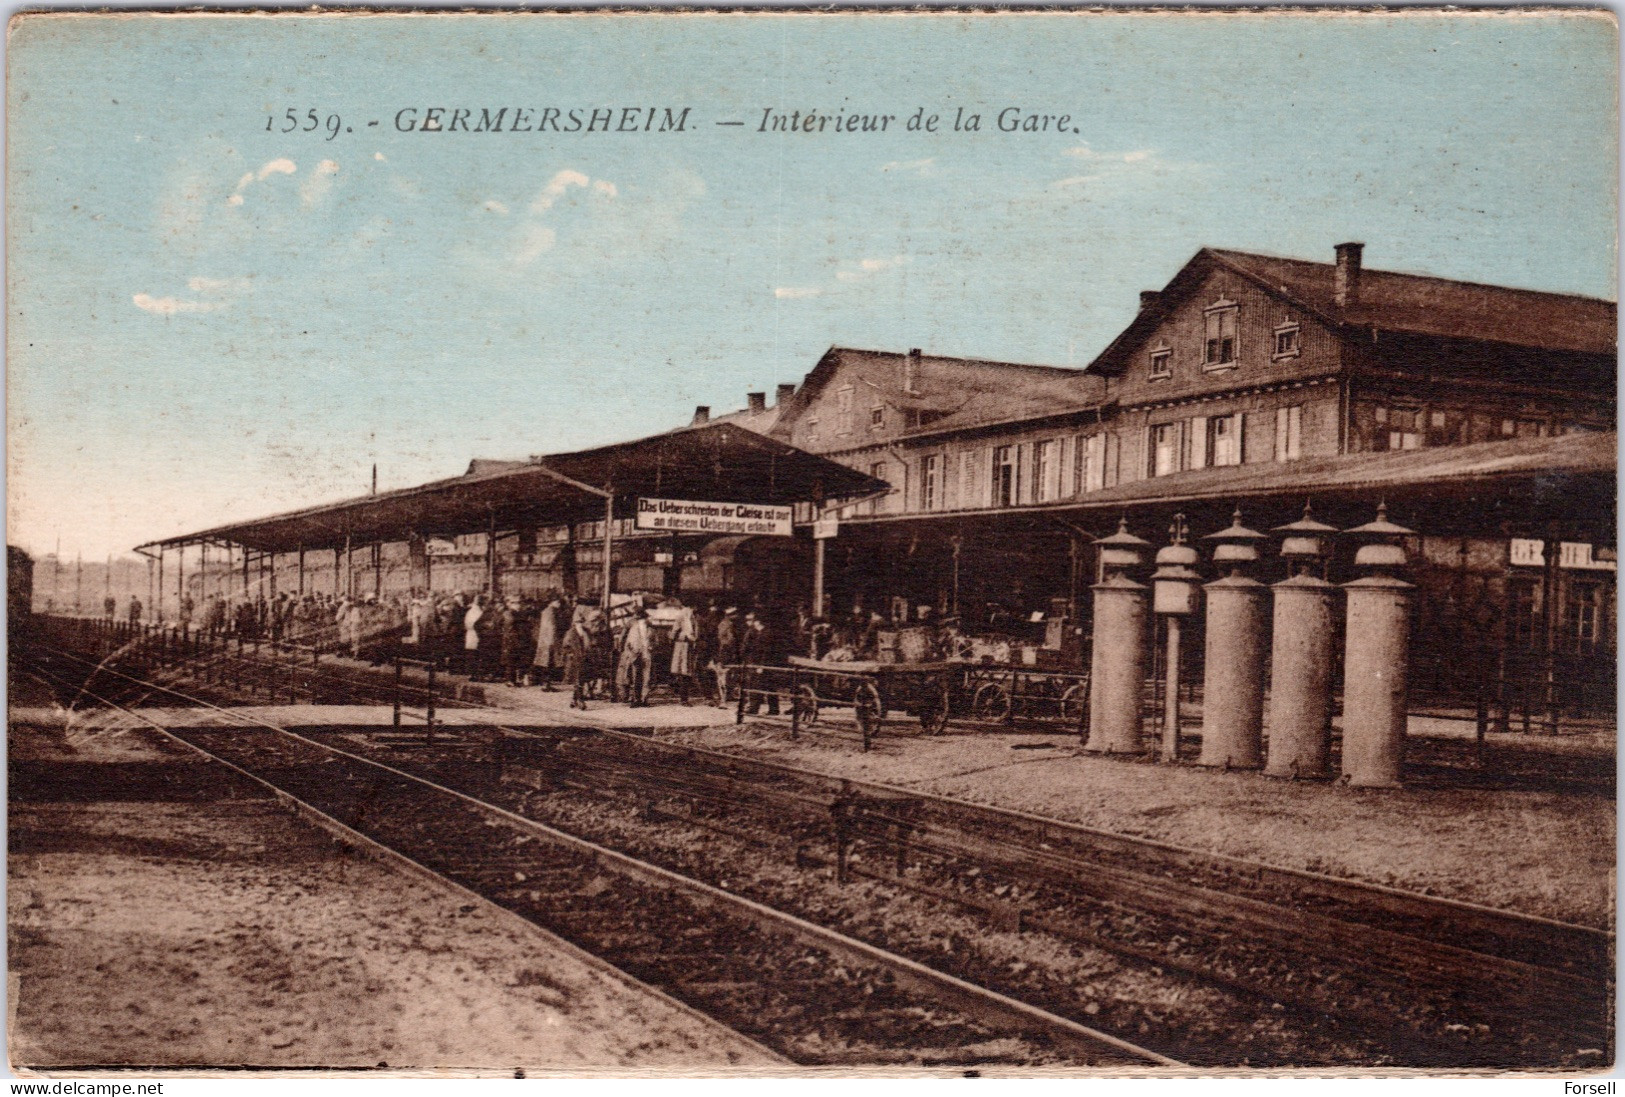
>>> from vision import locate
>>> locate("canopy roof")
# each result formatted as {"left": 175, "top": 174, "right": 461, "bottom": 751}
{"left": 845, "top": 432, "right": 1616, "bottom": 538}
{"left": 138, "top": 422, "right": 887, "bottom": 554}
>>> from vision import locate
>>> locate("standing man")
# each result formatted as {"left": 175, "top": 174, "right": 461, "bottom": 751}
{"left": 127, "top": 595, "right": 142, "bottom": 625}
{"left": 531, "top": 594, "right": 562, "bottom": 690}
{"left": 668, "top": 597, "right": 698, "bottom": 706}
{"left": 618, "top": 604, "right": 654, "bottom": 707}
{"left": 714, "top": 606, "right": 740, "bottom": 707}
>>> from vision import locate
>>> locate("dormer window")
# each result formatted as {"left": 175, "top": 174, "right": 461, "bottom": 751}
{"left": 1149, "top": 345, "right": 1172, "bottom": 380}
{"left": 1272, "top": 321, "right": 1301, "bottom": 360}
{"left": 1204, "top": 299, "right": 1238, "bottom": 369}
{"left": 870, "top": 406, "right": 885, "bottom": 430}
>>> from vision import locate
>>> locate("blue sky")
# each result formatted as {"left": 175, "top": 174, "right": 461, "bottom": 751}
{"left": 7, "top": 11, "right": 1617, "bottom": 560}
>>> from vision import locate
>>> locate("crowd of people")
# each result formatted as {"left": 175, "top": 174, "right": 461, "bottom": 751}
{"left": 164, "top": 587, "right": 966, "bottom": 712}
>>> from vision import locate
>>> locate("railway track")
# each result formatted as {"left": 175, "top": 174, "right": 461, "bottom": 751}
{"left": 493, "top": 727, "right": 1612, "bottom": 1060}
{"left": 16, "top": 650, "right": 1177, "bottom": 1071}
{"left": 26, "top": 637, "right": 1614, "bottom": 1066}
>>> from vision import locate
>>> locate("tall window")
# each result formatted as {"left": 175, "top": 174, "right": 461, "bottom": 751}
{"left": 920, "top": 454, "right": 940, "bottom": 511}
{"left": 1034, "top": 439, "right": 1060, "bottom": 502}
{"left": 806, "top": 418, "right": 820, "bottom": 446}
{"left": 1149, "top": 347, "right": 1172, "bottom": 379}
{"left": 1209, "top": 413, "right": 1243, "bottom": 466}
{"left": 991, "top": 445, "right": 1018, "bottom": 507}
{"left": 871, "top": 405, "right": 885, "bottom": 430}
{"left": 1150, "top": 423, "right": 1181, "bottom": 477}
{"left": 1275, "top": 405, "right": 1302, "bottom": 462}
{"left": 837, "top": 386, "right": 854, "bottom": 435}
{"left": 868, "top": 461, "right": 887, "bottom": 514}
{"left": 958, "top": 450, "right": 976, "bottom": 508}
{"left": 1204, "top": 303, "right": 1238, "bottom": 368}
{"left": 1564, "top": 584, "right": 1604, "bottom": 656}
{"left": 1076, "top": 433, "right": 1106, "bottom": 493}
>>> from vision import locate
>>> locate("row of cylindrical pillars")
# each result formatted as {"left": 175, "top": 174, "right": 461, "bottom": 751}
{"left": 1085, "top": 512, "right": 1414, "bottom": 788}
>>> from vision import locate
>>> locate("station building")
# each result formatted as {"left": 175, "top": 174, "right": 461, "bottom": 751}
{"left": 138, "top": 242, "right": 1615, "bottom": 723}
{"left": 750, "top": 244, "right": 1616, "bottom": 720}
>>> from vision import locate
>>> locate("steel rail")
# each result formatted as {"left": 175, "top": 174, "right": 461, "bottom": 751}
{"left": 38, "top": 632, "right": 1611, "bottom": 963}
{"left": 18, "top": 650, "right": 1181, "bottom": 1070}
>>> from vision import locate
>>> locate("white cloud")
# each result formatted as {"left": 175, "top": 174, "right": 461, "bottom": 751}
{"left": 1049, "top": 146, "right": 1189, "bottom": 192}
{"left": 835, "top": 255, "right": 911, "bottom": 283}
{"left": 530, "top": 169, "right": 591, "bottom": 213}
{"left": 881, "top": 157, "right": 936, "bottom": 175}
{"left": 132, "top": 293, "right": 218, "bottom": 316}
{"left": 186, "top": 276, "right": 249, "bottom": 294}
{"left": 257, "top": 158, "right": 297, "bottom": 180}
{"left": 505, "top": 169, "right": 621, "bottom": 267}
{"left": 228, "top": 158, "right": 300, "bottom": 206}
{"left": 299, "top": 159, "right": 340, "bottom": 207}
{"left": 774, "top": 286, "right": 822, "bottom": 299}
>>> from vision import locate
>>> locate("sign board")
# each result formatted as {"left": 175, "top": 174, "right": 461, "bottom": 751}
{"left": 636, "top": 497, "right": 793, "bottom": 537}
{"left": 813, "top": 515, "right": 840, "bottom": 540}
{"left": 424, "top": 538, "right": 459, "bottom": 556}
{"left": 1508, "top": 539, "right": 1617, "bottom": 572}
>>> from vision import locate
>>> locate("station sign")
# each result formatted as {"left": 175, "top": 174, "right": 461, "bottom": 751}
{"left": 636, "top": 497, "right": 793, "bottom": 537}
{"left": 813, "top": 515, "right": 840, "bottom": 540}
{"left": 424, "top": 537, "right": 460, "bottom": 556}
{"left": 1508, "top": 538, "right": 1617, "bottom": 571}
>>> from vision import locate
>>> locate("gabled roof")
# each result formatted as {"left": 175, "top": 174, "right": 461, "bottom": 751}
{"left": 1089, "top": 247, "right": 1617, "bottom": 375}
{"left": 785, "top": 346, "right": 1096, "bottom": 439}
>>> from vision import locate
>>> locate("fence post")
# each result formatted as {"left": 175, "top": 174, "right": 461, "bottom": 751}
{"left": 392, "top": 658, "right": 403, "bottom": 729}
{"left": 735, "top": 665, "right": 748, "bottom": 725}
{"left": 426, "top": 662, "right": 437, "bottom": 744}
{"left": 789, "top": 666, "right": 801, "bottom": 741}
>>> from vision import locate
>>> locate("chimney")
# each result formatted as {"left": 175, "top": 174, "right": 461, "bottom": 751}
{"left": 746, "top": 391, "right": 766, "bottom": 414}
{"left": 692, "top": 405, "right": 710, "bottom": 426}
{"left": 1334, "top": 242, "right": 1364, "bottom": 308}
{"left": 1139, "top": 290, "right": 1160, "bottom": 311}
{"left": 904, "top": 348, "right": 922, "bottom": 396}
{"left": 776, "top": 382, "right": 796, "bottom": 405}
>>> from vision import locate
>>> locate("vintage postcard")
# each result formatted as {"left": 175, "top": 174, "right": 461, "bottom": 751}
{"left": 6, "top": 8, "right": 1616, "bottom": 1081}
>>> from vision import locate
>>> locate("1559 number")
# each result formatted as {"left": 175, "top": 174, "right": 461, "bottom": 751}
{"left": 266, "top": 109, "right": 344, "bottom": 140}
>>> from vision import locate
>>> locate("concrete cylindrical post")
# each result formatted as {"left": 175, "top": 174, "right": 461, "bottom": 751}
{"left": 1198, "top": 576, "right": 1269, "bottom": 768}
{"left": 1265, "top": 574, "right": 1339, "bottom": 778}
{"left": 1086, "top": 577, "right": 1149, "bottom": 754}
{"left": 1341, "top": 575, "right": 1414, "bottom": 788}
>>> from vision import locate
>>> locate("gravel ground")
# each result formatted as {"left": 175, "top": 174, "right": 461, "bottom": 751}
{"left": 7, "top": 718, "right": 777, "bottom": 1074}
{"left": 658, "top": 723, "right": 1615, "bottom": 928}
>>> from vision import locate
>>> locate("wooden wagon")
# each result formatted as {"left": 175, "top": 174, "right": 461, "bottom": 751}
{"left": 734, "top": 656, "right": 957, "bottom": 750}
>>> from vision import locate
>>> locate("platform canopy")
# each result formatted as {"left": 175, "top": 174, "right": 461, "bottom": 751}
{"left": 137, "top": 422, "right": 888, "bottom": 555}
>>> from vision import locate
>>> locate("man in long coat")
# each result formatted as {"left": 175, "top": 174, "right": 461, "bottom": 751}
{"left": 531, "top": 595, "right": 563, "bottom": 690}
{"left": 618, "top": 605, "right": 654, "bottom": 706}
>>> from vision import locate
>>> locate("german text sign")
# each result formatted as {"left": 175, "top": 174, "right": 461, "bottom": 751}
{"left": 636, "top": 497, "right": 793, "bottom": 537}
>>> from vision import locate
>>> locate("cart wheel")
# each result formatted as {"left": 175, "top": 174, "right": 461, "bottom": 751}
{"left": 853, "top": 682, "right": 884, "bottom": 736}
{"left": 918, "top": 680, "right": 951, "bottom": 735}
{"left": 1060, "top": 683, "right": 1088, "bottom": 723}
{"left": 793, "top": 684, "right": 820, "bottom": 726}
{"left": 972, "top": 682, "right": 1012, "bottom": 723}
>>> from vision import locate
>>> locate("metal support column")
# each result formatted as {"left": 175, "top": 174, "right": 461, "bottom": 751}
{"left": 601, "top": 493, "right": 615, "bottom": 606}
